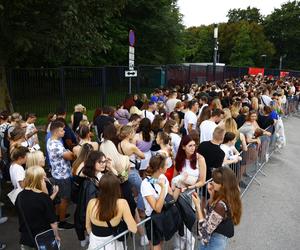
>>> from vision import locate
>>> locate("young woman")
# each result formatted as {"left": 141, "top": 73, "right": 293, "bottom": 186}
{"left": 134, "top": 118, "right": 153, "bottom": 171}
{"left": 117, "top": 125, "right": 148, "bottom": 246}
{"left": 173, "top": 135, "right": 207, "bottom": 190}
{"left": 16, "top": 166, "right": 60, "bottom": 249}
{"left": 163, "top": 119, "right": 181, "bottom": 157}
{"left": 26, "top": 150, "right": 59, "bottom": 201}
{"left": 192, "top": 167, "right": 242, "bottom": 250}
{"left": 86, "top": 173, "right": 137, "bottom": 250}
{"left": 156, "top": 131, "right": 174, "bottom": 184}
{"left": 71, "top": 104, "right": 88, "bottom": 132}
{"left": 114, "top": 104, "right": 130, "bottom": 125}
{"left": 118, "top": 125, "right": 145, "bottom": 212}
{"left": 141, "top": 154, "right": 180, "bottom": 250}
{"left": 73, "top": 125, "right": 99, "bottom": 157}
{"left": 75, "top": 151, "right": 116, "bottom": 247}
{"left": 224, "top": 118, "right": 247, "bottom": 152}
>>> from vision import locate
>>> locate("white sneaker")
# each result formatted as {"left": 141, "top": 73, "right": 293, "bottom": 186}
{"left": 80, "top": 239, "right": 87, "bottom": 248}
{"left": 140, "top": 235, "right": 149, "bottom": 246}
{"left": 0, "top": 217, "right": 8, "bottom": 224}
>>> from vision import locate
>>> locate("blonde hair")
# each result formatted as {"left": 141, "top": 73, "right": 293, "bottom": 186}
{"left": 230, "top": 102, "right": 241, "bottom": 118}
{"left": 74, "top": 104, "right": 85, "bottom": 113}
{"left": 119, "top": 125, "right": 135, "bottom": 140}
{"left": 26, "top": 150, "right": 45, "bottom": 168}
{"left": 224, "top": 118, "right": 238, "bottom": 138}
{"left": 211, "top": 98, "right": 222, "bottom": 110}
{"left": 251, "top": 97, "right": 259, "bottom": 111}
{"left": 223, "top": 108, "right": 232, "bottom": 120}
{"left": 24, "top": 166, "right": 45, "bottom": 191}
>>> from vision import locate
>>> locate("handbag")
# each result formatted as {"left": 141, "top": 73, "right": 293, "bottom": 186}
{"left": 7, "top": 187, "right": 22, "bottom": 205}
{"left": 17, "top": 191, "right": 60, "bottom": 250}
{"left": 176, "top": 190, "right": 196, "bottom": 231}
{"left": 106, "top": 220, "right": 128, "bottom": 242}
{"left": 147, "top": 177, "right": 181, "bottom": 241}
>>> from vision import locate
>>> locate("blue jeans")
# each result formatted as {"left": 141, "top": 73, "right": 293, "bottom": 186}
{"left": 128, "top": 168, "right": 144, "bottom": 210}
{"left": 199, "top": 233, "right": 228, "bottom": 250}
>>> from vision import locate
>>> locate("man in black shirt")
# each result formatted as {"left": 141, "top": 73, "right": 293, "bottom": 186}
{"left": 198, "top": 126, "right": 225, "bottom": 181}
{"left": 94, "top": 106, "right": 116, "bottom": 140}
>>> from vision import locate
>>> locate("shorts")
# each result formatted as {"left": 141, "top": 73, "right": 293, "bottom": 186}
{"left": 145, "top": 216, "right": 163, "bottom": 246}
{"left": 52, "top": 177, "right": 71, "bottom": 200}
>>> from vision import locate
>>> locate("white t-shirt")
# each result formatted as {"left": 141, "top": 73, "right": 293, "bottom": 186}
{"left": 220, "top": 144, "right": 236, "bottom": 160}
{"left": 198, "top": 104, "right": 208, "bottom": 118}
{"left": 170, "top": 133, "right": 181, "bottom": 157}
{"left": 142, "top": 110, "right": 155, "bottom": 123}
{"left": 200, "top": 120, "right": 217, "bottom": 143}
{"left": 26, "top": 123, "right": 38, "bottom": 147}
{"left": 165, "top": 98, "right": 180, "bottom": 113}
{"left": 9, "top": 163, "right": 25, "bottom": 189}
{"left": 141, "top": 174, "right": 169, "bottom": 217}
{"left": 184, "top": 110, "right": 197, "bottom": 134}
{"left": 261, "top": 95, "right": 272, "bottom": 106}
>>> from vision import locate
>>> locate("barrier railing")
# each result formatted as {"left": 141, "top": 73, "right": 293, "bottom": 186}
{"left": 93, "top": 101, "right": 299, "bottom": 250}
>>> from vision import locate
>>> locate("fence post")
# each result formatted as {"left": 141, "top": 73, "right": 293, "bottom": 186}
{"left": 205, "top": 65, "right": 208, "bottom": 82}
{"left": 188, "top": 65, "right": 191, "bottom": 85}
{"left": 165, "top": 65, "right": 168, "bottom": 87}
{"left": 137, "top": 65, "right": 141, "bottom": 94}
{"left": 59, "top": 67, "right": 66, "bottom": 110}
{"left": 101, "top": 67, "right": 106, "bottom": 107}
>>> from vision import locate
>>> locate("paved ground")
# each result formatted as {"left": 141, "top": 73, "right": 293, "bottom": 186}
{"left": 227, "top": 114, "right": 300, "bottom": 250}
{"left": 1, "top": 114, "right": 300, "bottom": 250}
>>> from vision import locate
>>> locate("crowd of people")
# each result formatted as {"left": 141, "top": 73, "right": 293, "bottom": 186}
{"left": 0, "top": 74, "right": 299, "bottom": 250}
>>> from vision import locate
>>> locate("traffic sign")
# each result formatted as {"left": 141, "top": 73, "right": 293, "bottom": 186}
{"left": 125, "top": 70, "right": 137, "bottom": 77}
{"left": 129, "top": 30, "right": 135, "bottom": 46}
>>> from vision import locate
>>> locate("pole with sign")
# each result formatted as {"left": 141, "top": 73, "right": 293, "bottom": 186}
{"left": 125, "top": 30, "right": 137, "bottom": 94}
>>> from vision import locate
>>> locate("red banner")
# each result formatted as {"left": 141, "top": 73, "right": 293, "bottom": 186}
{"left": 248, "top": 67, "right": 264, "bottom": 76}
{"left": 280, "top": 71, "right": 289, "bottom": 78}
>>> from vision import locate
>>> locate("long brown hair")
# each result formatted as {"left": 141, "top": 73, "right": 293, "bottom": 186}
{"left": 211, "top": 167, "right": 242, "bottom": 225}
{"left": 96, "top": 173, "right": 121, "bottom": 221}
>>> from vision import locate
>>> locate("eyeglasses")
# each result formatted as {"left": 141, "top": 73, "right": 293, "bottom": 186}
{"left": 98, "top": 159, "right": 107, "bottom": 164}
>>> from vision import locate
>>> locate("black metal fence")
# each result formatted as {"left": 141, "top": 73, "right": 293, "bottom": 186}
{"left": 5, "top": 65, "right": 300, "bottom": 116}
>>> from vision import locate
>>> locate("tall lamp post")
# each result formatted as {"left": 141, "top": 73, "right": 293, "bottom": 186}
{"left": 261, "top": 54, "right": 267, "bottom": 68}
{"left": 279, "top": 54, "right": 286, "bottom": 70}
{"left": 213, "top": 24, "right": 218, "bottom": 82}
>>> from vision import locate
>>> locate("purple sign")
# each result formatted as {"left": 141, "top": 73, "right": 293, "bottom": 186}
{"left": 129, "top": 30, "right": 135, "bottom": 46}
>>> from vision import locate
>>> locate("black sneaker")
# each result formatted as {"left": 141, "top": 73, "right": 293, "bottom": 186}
{"left": 58, "top": 221, "right": 74, "bottom": 230}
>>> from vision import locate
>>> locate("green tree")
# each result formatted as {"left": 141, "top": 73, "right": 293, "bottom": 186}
{"left": 229, "top": 23, "right": 256, "bottom": 66}
{"left": 227, "top": 6, "right": 263, "bottom": 24}
{"left": 183, "top": 25, "right": 214, "bottom": 63}
{"left": 264, "top": 1, "right": 300, "bottom": 69}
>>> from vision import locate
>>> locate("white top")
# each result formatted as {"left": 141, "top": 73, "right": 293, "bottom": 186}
{"left": 220, "top": 144, "right": 236, "bottom": 160}
{"left": 182, "top": 159, "right": 199, "bottom": 178}
{"left": 170, "top": 133, "right": 181, "bottom": 157}
{"left": 141, "top": 174, "right": 169, "bottom": 216}
{"left": 142, "top": 110, "right": 155, "bottom": 123}
{"left": 26, "top": 123, "right": 38, "bottom": 147}
{"left": 261, "top": 95, "right": 272, "bottom": 106}
{"left": 200, "top": 120, "right": 217, "bottom": 143}
{"left": 9, "top": 163, "right": 25, "bottom": 189}
{"left": 198, "top": 104, "right": 208, "bottom": 118}
{"left": 184, "top": 110, "right": 197, "bottom": 134}
{"left": 165, "top": 98, "right": 180, "bottom": 113}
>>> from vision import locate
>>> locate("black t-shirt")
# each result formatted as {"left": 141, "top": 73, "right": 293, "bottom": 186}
{"left": 197, "top": 141, "right": 225, "bottom": 180}
{"left": 235, "top": 114, "right": 246, "bottom": 129}
{"left": 16, "top": 189, "right": 57, "bottom": 247}
{"left": 257, "top": 113, "right": 274, "bottom": 131}
{"left": 94, "top": 115, "right": 115, "bottom": 138}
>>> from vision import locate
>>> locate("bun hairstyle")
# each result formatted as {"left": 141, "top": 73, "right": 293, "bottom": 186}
{"left": 145, "top": 154, "right": 166, "bottom": 176}
{"left": 119, "top": 125, "right": 135, "bottom": 140}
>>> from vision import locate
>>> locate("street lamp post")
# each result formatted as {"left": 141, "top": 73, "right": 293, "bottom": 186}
{"left": 213, "top": 24, "right": 218, "bottom": 82}
{"left": 279, "top": 54, "right": 286, "bottom": 70}
{"left": 261, "top": 54, "right": 267, "bottom": 68}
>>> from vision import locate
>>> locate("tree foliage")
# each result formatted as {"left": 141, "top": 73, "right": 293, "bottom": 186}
{"left": 227, "top": 6, "right": 263, "bottom": 24}
{"left": 263, "top": 1, "right": 300, "bottom": 69}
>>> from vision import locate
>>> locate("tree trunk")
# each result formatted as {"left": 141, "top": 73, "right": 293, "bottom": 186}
{"left": 0, "top": 67, "right": 13, "bottom": 112}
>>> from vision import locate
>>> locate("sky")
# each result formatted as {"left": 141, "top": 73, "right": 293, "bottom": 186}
{"left": 177, "top": 0, "right": 289, "bottom": 27}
